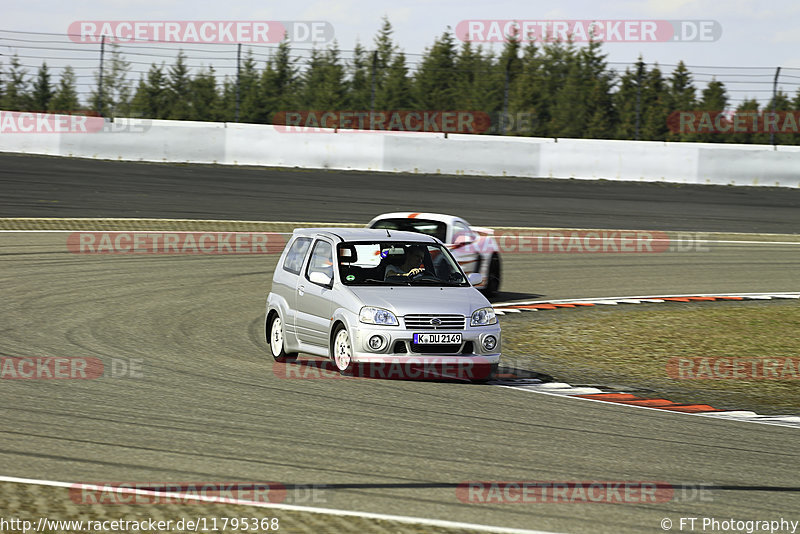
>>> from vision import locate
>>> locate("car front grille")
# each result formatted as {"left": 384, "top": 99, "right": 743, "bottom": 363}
{"left": 409, "top": 343, "right": 463, "bottom": 354}
{"left": 403, "top": 314, "right": 465, "bottom": 330}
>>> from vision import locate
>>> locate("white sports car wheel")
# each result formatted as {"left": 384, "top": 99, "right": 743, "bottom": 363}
{"left": 267, "top": 314, "right": 297, "bottom": 362}
{"left": 332, "top": 326, "right": 355, "bottom": 375}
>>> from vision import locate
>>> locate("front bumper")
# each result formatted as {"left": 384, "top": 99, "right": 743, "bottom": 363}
{"left": 349, "top": 324, "right": 501, "bottom": 364}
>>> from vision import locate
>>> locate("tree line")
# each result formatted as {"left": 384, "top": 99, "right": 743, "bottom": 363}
{"left": 2, "top": 19, "right": 799, "bottom": 145}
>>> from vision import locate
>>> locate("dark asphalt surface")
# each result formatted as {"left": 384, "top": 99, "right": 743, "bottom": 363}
{"left": 2, "top": 152, "right": 800, "bottom": 233}
{"left": 1, "top": 153, "right": 799, "bottom": 533}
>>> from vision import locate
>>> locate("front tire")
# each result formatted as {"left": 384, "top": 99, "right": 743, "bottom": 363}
{"left": 485, "top": 254, "right": 501, "bottom": 297}
{"left": 332, "top": 325, "right": 355, "bottom": 375}
{"left": 267, "top": 313, "right": 297, "bottom": 362}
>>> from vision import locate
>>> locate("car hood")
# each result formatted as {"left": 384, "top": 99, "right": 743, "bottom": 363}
{"left": 348, "top": 286, "right": 490, "bottom": 317}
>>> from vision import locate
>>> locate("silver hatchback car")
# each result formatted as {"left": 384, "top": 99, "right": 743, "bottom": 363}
{"left": 265, "top": 228, "right": 501, "bottom": 380}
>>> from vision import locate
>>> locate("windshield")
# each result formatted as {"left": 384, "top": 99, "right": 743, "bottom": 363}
{"left": 337, "top": 241, "right": 468, "bottom": 286}
{"left": 369, "top": 218, "right": 447, "bottom": 243}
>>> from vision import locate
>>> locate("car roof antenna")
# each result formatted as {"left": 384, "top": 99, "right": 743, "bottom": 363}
{"left": 385, "top": 229, "right": 391, "bottom": 237}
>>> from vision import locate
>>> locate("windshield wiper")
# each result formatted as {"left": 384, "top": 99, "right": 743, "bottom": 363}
{"left": 361, "top": 278, "right": 409, "bottom": 285}
{"left": 407, "top": 279, "right": 464, "bottom": 286}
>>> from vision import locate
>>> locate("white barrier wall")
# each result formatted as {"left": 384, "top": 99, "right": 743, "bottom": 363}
{"left": 1, "top": 111, "right": 799, "bottom": 188}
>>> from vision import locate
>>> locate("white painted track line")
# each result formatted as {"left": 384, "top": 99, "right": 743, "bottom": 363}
{"left": 0, "top": 475, "right": 559, "bottom": 534}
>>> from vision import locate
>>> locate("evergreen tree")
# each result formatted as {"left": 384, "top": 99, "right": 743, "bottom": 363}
{"left": 640, "top": 65, "right": 670, "bottom": 141}
{"left": 549, "top": 62, "right": 588, "bottom": 138}
{"left": 509, "top": 42, "right": 547, "bottom": 136}
{"left": 372, "top": 17, "right": 396, "bottom": 99}
{"left": 256, "top": 39, "right": 298, "bottom": 124}
{"left": 130, "top": 63, "right": 169, "bottom": 118}
{"left": 218, "top": 76, "right": 237, "bottom": 122}
{"left": 237, "top": 49, "right": 260, "bottom": 122}
{"left": 298, "top": 44, "right": 347, "bottom": 110}
{"left": 412, "top": 30, "right": 459, "bottom": 110}
{"left": 666, "top": 61, "right": 696, "bottom": 141}
{"left": 727, "top": 98, "right": 759, "bottom": 145}
{"left": 166, "top": 51, "right": 192, "bottom": 119}
{"left": 90, "top": 43, "right": 131, "bottom": 116}
{"left": 692, "top": 79, "right": 728, "bottom": 143}
{"left": 347, "top": 42, "right": 371, "bottom": 109}
{"left": 49, "top": 66, "right": 80, "bottom": 112}
{"left": 1, "top": 55, "right": 32, "bottom": 111}
{"left": 581, "top": 41, "right": 616, "bottom": 139}
{"left": 614, "top": 58, "right": 647, "bottom": 139}
{"left": 378, "top": 52, "right": 412, "bottom": 110}
{"left": 454, "top": 41, "right": 497, "bottom": 113}
{"left": 31, "top": 63, "right": 54, "bottom": 111}
{"left": 550, "top": 40, "right": 616, "bottom": 139}
{"left": 189, "top": 66, "right": 220, "bottom": 121}
{"left": 518, "top": 40, "right": 578, "bottom": 137}
{"left": 584, "top": 76, "right": 616, "bottom": 139}
{"left": 493, "top": 36, "right": 523, "bottom": 134}
{"left": 757, "top": 91, "right": 792, "bottom": 145}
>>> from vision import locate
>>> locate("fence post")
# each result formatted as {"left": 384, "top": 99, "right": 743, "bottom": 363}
{"left": 97, "top": 35, "right": 106, "bottom": 116}
{"left": 370, "top": 50, "right": 377, "bottom": 114}
{"left": 235, "top": 43, "right": 242, "bottom": 122}
{"left": 501, "top": 59, "right": 510, "bottom": 135}
{"left": 635, "top": 62, "right": 642, "bottom": 141}
{"left": 771, "top": 66, "right": 781, "bottom": 147}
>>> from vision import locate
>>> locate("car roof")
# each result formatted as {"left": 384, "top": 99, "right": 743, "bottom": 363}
{"left": 367, "top": 212, "right": 463, "bottom": 224}
{"left": 292, "top": 227, "right": 439, "bottom": 243}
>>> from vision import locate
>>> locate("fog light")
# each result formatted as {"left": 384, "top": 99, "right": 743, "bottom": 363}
{"left": 482, "top": 336, "right": 497, "bottom": 351}
{"left": 368, "top": 335, "right": 384, "bottom": 350}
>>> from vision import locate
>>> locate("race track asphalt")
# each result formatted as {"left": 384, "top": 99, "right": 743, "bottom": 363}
{"left": 1, "top": 153, "right": 798, "bottom": 533}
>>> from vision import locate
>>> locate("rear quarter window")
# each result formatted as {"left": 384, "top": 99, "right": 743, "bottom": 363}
{"left": 282, "top": 237, "right": 312, "bottom": 275}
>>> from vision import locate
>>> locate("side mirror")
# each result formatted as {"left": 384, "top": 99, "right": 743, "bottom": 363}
{"left": 452, "top": 233, "right": 476, "bottom": 249}
{"left": 468, "top": 272, "right": 483, "bottom": 286}
{"left": 309, "top": 271, "right": 332, "bottom": 287}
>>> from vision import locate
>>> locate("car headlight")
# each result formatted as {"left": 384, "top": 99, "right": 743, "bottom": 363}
{"left": 359, "top": 306, "right": 398, "bottom": 325}
{"left": 471, "top": 307, "right": 497, "bottom": 326}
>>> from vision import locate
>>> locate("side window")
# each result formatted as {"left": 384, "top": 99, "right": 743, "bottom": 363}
{"left": 306, "top": 240, "right": 334, "bottom": 284}
{"left": 452, "top": 221, "right": 471, "bottom": 243}
{"left": 282, "top": 237, "right": 312, "bottom": 275}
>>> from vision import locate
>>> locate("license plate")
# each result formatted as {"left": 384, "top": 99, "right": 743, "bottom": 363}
{"left": 413, "top": 333, "right": 462, "bottom": 344}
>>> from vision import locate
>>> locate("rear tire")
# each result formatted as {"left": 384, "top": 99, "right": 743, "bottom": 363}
{"left": 267, "top": 313, "right": 297, "bottom": 362}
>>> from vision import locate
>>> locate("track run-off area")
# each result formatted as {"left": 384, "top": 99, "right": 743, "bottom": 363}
{"left": 1, "top": 153, "right": 799, "bottom": 533}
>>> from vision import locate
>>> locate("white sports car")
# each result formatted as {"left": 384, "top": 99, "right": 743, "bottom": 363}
{"left": 366, "top": 212, "right": 501, "bottom": 296}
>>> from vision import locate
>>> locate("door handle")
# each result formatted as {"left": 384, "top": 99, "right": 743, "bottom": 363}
{"left": 297, "top": 285, "right": 305, "bottom": 296}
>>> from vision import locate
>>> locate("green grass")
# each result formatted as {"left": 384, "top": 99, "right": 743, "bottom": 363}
{"left": 499, "top": 299, "right": 800, "bottom": 414}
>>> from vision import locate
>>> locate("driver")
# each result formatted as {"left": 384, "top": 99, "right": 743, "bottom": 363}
{"left": 385, "top": 245, "right": 426, "bottom": 279}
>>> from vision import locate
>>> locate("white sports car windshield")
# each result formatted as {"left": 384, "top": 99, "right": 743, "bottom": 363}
{"left": 337, "top": 241, "right": 468, "bottom": 286}
{"left": 369, "top": 218, "right": 448, "bottom": 243}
